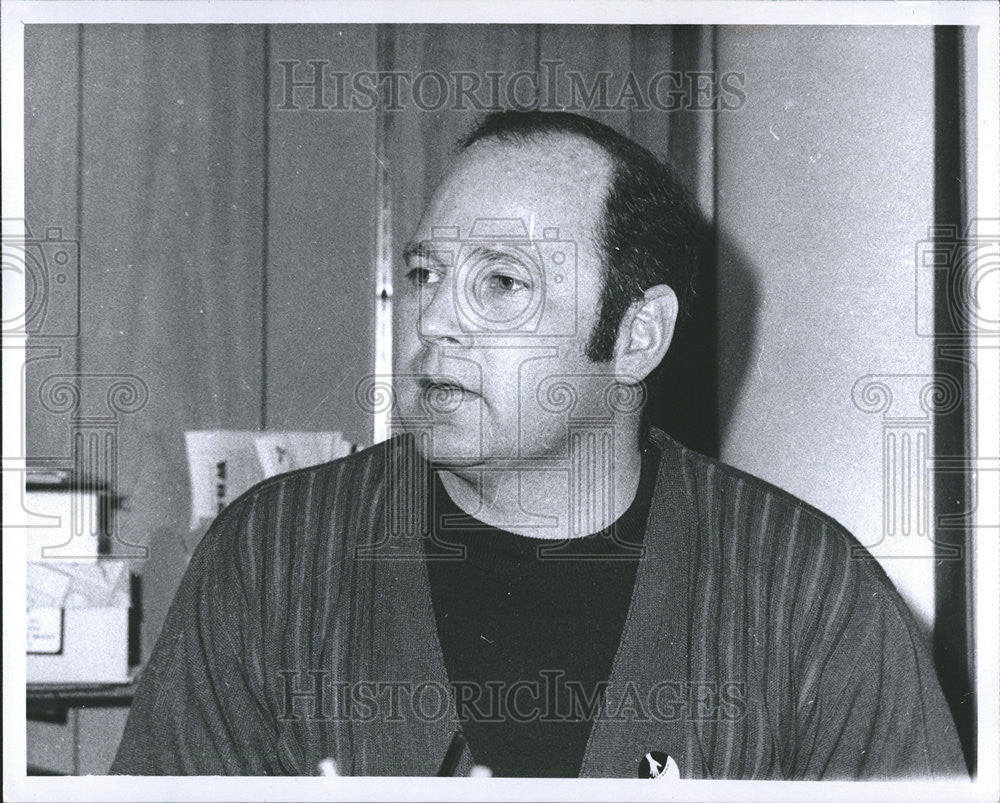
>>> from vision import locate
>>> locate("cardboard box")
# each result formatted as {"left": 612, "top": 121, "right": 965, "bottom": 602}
{"left": 27, "top": 607, "right": 136, "bottom": 684}
{"left": 21, "top": 488, "right": 102, "bottom": 561}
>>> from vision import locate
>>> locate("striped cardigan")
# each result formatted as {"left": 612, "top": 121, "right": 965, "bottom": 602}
{"left": 112, "top": 428, "right": 966, "bottom": 777}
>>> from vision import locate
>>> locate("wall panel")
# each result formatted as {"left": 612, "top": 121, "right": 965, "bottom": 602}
{"left": 715, "top": 26, "right": 940, "bottom": 625}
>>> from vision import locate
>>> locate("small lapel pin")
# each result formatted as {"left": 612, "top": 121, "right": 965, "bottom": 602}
{"left": 639, "top": 750, "right": 679, "bottom": 780}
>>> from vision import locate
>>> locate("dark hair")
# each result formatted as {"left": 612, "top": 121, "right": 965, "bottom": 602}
{"left": 460, "top": 110, "right": 709, "bottom": 364}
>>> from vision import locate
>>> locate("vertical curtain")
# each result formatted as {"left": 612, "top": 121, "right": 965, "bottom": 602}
{"left": 24, "top": 26, "right": 82, "bottom": 464}
{"left": 265, "top": 25, "right": 378, "bottom": 440}
{"left": 26, "top": 25, "right": 268, "bottom": 655}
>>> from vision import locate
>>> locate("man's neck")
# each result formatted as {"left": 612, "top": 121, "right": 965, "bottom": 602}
{"left": 436, "top": 427, "right": 644, "bottom": 540}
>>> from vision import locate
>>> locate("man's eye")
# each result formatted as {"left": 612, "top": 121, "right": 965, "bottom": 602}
{"left": 405, "top": 267, "right": 441, "bottom": 288}
{"left": 486, "top": 273, "right": 530, "bottom": 293}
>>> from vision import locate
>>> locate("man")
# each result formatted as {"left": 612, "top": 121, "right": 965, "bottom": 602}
{"left": 112, "top": 111, "right": 966, "bottom": 778}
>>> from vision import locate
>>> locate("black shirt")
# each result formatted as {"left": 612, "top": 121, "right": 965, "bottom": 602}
{"left": 425, "top": 443, "right": 659, "bottom": 777}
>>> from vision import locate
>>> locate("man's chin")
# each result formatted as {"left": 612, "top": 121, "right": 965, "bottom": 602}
{"left": 422, "top": 435, "right": 490, "bottom": 469}
{"left": 392, "top": 418, "right": 489, "bottom": 467}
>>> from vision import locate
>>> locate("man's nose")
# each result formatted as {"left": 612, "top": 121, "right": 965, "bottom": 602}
{"left": 417, "top": 275, "right": 465, "bottom": 345}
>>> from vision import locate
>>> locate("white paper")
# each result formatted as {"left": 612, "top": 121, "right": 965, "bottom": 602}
{"left": 185, "top": 430, "right": 355, "bottom": 529}
{"left": 184, "top": 430, "right": 265, "bottom": 530}
{"left": 26, "top": 560, "right": 129, "bottom": 609}
{"left": 26, "top": 608, "right": 63, "bottom": 654}
{"left": 253, "top": 431, "right": 352, "bottom": 477}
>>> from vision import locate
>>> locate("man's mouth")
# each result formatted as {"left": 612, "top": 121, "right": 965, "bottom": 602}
{"left": 417, "top": 377, "right": 478, "bottom": 410}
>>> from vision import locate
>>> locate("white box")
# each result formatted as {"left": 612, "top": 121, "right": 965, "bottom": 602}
{"left": 20, "top": 489, "right": 102, "bottom": 561}
{"left": 27, "top": 607, "right": 134, "bottom": 684}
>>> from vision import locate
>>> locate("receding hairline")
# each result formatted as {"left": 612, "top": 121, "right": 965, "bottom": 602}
{"left": 445, "top": 132, "right": 615, "bottom": 271}
{"left": 459, "top": 127, "right": 617, "bottom": 178}
{"left": 453, "top": 131, "right": 617, "bottom": 239}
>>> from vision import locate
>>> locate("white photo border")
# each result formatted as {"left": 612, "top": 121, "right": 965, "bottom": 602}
{"left": 2, "top": 2, "right": 997, "bottom": 801}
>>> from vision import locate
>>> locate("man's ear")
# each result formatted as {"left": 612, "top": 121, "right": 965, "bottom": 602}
{"left": 613, "top": 284, "right": 678, "bottom": 384}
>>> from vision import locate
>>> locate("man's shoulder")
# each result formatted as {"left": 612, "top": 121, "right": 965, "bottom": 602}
{"left": 648, "top": 427, "right": 897, "bottom": 590}
{"left": 197, "top": 436, "right": 406, "bottom": 560}
{"left": 183, "top": 437, "right": 426, "bottom": 604}
{"left": 648, "top": 429, "right": 925, "bottom": 655}
{"left": 222, "top": 436, "right": 396, "bottom": 513}
{"left": 649, "top": 427, "right": 851, "bottom": 532}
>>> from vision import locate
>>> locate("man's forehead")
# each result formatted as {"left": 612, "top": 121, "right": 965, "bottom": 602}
{"left": 424, "top": 134, "right": 613, "bottom": 233}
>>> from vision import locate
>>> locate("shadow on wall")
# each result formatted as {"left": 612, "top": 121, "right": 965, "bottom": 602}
{"left": 647, "top": 224, "right": 759, "bottom": 459}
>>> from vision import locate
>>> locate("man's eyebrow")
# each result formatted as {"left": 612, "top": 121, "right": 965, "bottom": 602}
{"left": 462, "top": 244, "right": 530, "bottom": 269}
{"left": 401, "top": 241, "right": 531, "bottom": 270}
{"left": 402, "top": 241, "right": 447, "bottom": 267}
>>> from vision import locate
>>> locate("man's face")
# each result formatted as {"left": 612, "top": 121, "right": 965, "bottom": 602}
{"left": 393, "top": 134, "right": 625, "bottom": 470}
